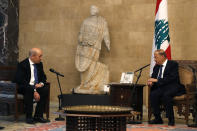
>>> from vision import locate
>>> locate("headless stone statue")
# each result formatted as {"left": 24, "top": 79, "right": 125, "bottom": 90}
{"left": 74, "top": 5, "right": 110, "bottom": 94}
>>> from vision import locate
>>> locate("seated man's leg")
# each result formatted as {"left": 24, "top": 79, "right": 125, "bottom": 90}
{"left": 149, "top": 88, "right": 163, "bottom": 124}
{"left": 34, "top": 86, "right": 48, "bottom": 123}
{"left": 161, "top": 87, "right": 178, "bottom": 126}
{"left": 24, "top": 85, "right": 35, "bottom": 124}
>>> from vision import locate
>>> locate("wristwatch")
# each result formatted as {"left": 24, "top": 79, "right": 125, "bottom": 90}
{"left": 34, "top": 89, "right": 37, "bottom": 92}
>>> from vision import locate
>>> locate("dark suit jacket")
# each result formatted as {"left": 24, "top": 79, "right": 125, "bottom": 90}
{"left": 151, "top": 60, "right": 185, "bottom": 95}
{"left": 14, "top": 58, "right": 46, "bottom": 91}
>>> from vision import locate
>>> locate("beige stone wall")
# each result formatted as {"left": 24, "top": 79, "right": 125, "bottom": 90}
{"left": 19, "top": 0, "right": 197, "bottom": 104}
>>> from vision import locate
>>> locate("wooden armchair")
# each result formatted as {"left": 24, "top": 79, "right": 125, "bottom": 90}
{"left": 0, "top": 66, "right": 50, "bottom": 121}
{"left": 148, "top": 60, "right": 197, "bottom": 124}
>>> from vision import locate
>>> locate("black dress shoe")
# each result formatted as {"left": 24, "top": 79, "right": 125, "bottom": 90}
{"left": 188, "top": 124, "right": 197, "bottom": 127}
{"left": 34, "top": 117, "right": 49, "bottom": 123}
{"left": 26, "top": 118, "right": 36, "bottom": 124}
{"left": 168, "top": 121, "right": 175, "bottom": 126}
{"left": 149, "top": 119, "right": 163, "bottom": 124}
{"left": 0, "top": 126, "right": 4, "bottom": 130}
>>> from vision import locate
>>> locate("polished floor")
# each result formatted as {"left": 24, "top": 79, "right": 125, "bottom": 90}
{"left": 0, "top": 102, "right": 196, "bottom": 131}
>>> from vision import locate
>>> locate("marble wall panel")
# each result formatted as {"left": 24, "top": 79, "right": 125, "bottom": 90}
{"left": 0, "top": 0, "right": 18, "bottom": 65}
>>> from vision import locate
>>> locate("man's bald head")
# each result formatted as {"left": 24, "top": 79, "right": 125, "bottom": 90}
{"left": 29, "top": 48, "right": 42, "bottom": 57}
{"left": 29, "top": 48, "right": 43, "bottom": 64}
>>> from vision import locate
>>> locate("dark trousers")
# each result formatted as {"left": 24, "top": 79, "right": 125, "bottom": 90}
{"left": 19, "top": 85, "right": 48, "bottom": 118}
{"left": 150, "top": 86, "right": 178, "bottom": 121}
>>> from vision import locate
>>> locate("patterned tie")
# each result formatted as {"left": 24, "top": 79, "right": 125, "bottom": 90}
{"left": 33, "top": 64, "right": 38, "bottom": 84}
{"left": 157, "top": 65, "right": 163, "bottom": 79}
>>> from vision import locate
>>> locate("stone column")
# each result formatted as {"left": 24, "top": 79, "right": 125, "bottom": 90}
{"left": 0, "top": 0, "right": 19, "bottom": 116}
{"left": 0, "top": 0, "right": 19, "bottom": 66}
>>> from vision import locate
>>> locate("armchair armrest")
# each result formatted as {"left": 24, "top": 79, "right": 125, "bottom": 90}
{"left": 44, "top": 82, "right": 50, "bottom": 120}
{"left": 185, "top": 84, "right": 196, "bottom": 92}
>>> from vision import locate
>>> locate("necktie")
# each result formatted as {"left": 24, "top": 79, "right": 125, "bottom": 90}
{"left": 157, "top": 65, "right": 163, "bottom": 79}
{"left": 33, "top": 64, "right": 38, "bottom": 84}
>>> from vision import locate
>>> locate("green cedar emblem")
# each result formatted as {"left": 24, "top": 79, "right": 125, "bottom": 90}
{"left": 155, "top": 20, "right": 170, "bottom": 49}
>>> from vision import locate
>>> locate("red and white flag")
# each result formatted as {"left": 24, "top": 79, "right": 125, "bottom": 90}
{"left": 150, "top": 0, "right": 171, "bottom": 75}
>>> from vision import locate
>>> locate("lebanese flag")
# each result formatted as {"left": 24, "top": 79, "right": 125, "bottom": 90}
{"left": 150, "top": 0, "right": 171, "bottom": 75}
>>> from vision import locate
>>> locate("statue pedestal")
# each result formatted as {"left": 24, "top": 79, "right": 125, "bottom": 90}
{"left": 72, "top": 87, "right": 106, "bottom": 94}
{"left": 61, "top": 94, "right": 111, "bottom": 107}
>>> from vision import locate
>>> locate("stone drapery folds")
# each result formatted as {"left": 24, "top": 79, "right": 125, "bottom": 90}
{"left": 74, "top": 5, "right": 110, "bottom": 94}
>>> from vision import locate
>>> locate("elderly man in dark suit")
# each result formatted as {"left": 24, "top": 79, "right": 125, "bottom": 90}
{"left": 148, "top": 49, "right": 185, "bottom": 126}
{"left": 14, "top": 48, "right": 48, "bottom": 124}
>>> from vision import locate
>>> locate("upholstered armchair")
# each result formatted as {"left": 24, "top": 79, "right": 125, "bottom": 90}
{"left": 0, "top": 66, "right": 50, "bottom": 121}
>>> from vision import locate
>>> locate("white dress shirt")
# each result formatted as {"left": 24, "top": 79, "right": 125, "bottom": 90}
{"left": 29, "top": 58, "right": 36, "bottom": 85}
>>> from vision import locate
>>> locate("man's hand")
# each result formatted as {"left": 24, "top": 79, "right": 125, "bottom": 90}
{"left": 35, "top": 83, "right": 44, "bottom": 89}
{"left": 148, "top": 78, "right": 158, "bottom": 83}
{"left": 34, "top": 91, "right": 40, "bottom": 102}
{"left": 147, "top": 78, "right": 158, "bottom": 87}
{"left": 147, "top": 81, "right": 153, "bottom": 87}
